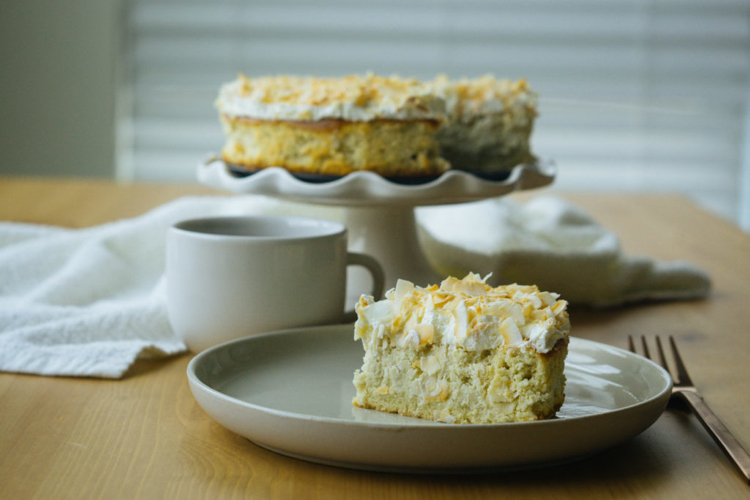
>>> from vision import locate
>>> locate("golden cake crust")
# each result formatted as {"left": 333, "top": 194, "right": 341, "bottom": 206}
{"left": 220, "top": 115, "right": 449, "bottom": 176}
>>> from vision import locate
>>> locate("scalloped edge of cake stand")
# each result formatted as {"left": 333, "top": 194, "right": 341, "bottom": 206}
{"left": 197, "top": 158, "right": 555, "bottom": 207}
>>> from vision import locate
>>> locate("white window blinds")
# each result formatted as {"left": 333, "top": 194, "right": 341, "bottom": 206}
{"left": 119, "top": 0, "right": 750, "bottom": 227}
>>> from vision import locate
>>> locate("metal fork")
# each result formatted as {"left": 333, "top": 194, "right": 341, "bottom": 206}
{"left": 629, "top": 335, "right": 750, "bottom": 483}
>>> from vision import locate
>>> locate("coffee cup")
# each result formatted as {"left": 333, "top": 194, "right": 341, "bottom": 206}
{"left": 166, "top": 215, "right": 384, "bottom": 352}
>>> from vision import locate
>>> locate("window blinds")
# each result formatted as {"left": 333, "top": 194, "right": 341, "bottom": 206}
{"left": 119, "top": 0, "right": 750, "bottom": 226}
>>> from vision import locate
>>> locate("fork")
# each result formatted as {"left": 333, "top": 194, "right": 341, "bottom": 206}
{"left": 628, "top": 335, "right": 750, "bottom": 483}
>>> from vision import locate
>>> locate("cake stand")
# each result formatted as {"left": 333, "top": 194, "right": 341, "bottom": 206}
{"left": 198, "top": 159, "right": 555, "bottom": 298}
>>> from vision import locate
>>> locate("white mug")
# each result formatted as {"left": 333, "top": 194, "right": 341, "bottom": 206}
{"left": 166, "top": 215, "right": 384, "bottom": 352}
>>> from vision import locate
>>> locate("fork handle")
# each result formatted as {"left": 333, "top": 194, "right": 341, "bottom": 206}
{"left": 675, "top": 390, "right": 750, "bottom": 483}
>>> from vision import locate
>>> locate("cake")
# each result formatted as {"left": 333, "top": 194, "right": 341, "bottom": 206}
{"left": 216, "top": 73, "right": 540, "bottom": 178}
{"left": 352, "top": 273, "right": 569, "bottom": 424}
{"left": 215, "top": 73, "right": 449, "bottom": 177}
{"left": 429, "top": 75, "right": 538, "bottom": 174}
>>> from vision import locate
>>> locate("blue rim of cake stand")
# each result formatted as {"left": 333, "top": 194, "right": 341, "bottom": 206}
{"left": 225, "top": 163, "right": 513, "bottom": 185}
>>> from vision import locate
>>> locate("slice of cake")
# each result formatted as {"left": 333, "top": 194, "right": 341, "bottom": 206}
{"left": 215, "top": 73, "right": 449, "bottom": 177}
{"left": 353, "top": 273, "right": 569, "bottom": 424}
{"left": 429, "top": 75, "right": 538, "bottom": 174}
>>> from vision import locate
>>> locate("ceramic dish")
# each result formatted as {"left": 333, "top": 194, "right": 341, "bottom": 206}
{"left": 187, "top": 324, "right": 672, "bottom": 473}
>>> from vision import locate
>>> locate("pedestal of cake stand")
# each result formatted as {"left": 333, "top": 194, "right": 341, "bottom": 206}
{"left": 196, "top": 159, "right": 556, "bottom": 304}
{"left": 344, "top": 205, "right": 439, "bottom": 301}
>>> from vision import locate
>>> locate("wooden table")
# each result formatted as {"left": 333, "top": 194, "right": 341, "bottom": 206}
{"left": 2, "top": 176, "right": 749, "bottom": 498}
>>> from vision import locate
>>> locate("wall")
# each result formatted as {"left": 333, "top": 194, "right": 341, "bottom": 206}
{"left": 0, "top": 0, "right": 119, "bottom": 178}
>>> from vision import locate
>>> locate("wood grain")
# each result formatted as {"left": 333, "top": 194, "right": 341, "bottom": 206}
{"left": 1, "top": 176, "right": 749, "bottom": 498}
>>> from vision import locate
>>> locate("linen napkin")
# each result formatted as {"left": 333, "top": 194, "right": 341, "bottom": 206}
{"left": 0, "top": 195, "right": 320, "bottom": 378}
{"left": 417, "top": 196, "right": 711, "bottom": 307}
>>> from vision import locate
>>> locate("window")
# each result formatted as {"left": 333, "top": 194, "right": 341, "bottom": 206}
{"left": 119, "top": 0, "right": 750, "bottom": 228}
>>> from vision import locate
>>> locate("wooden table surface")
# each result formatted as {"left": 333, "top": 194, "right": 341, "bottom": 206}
{"left": 1, "top": 176, "right": 749, "bottom": 498}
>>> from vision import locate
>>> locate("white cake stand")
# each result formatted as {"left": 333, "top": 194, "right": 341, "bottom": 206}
{"left": 198, "top": 159, "right": 555, "bottom": 296}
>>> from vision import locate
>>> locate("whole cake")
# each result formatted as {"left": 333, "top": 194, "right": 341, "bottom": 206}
{"left": 216, "top": 73, "right": 538, "bottom": 178}
{"left": 353, "top": 273, "right": 569, "bottom": 424}
{"left": 429, "top": 75, "right": 538, "bottom": 173}
{"left": 216, "top": 73, "right": 449, "bottom": 177}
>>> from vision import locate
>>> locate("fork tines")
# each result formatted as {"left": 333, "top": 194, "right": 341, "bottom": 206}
{"left": 628, "top": 335, "right": 691, "bottom": 386}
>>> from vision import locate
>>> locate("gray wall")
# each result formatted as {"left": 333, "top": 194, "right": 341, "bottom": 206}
{"left": 0, "top": 0, "right": 119, "bottom": 178}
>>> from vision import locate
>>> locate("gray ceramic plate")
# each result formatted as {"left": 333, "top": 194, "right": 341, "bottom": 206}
{"left": 187, "top": 324, "right": 672, "bottom": 473}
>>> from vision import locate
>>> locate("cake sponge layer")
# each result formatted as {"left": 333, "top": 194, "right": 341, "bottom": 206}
{"left": 220, "top": 117, "right": 448, "bottom": 176}
{"left": 354, "top": 338, "right": 567, "bottom": 424}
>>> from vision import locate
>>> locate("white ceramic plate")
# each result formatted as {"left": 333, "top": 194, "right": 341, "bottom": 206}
{"left": 196, "top": 157, "right": 556, "bottom": 207}
{"left": 187, "top": 324, "right": 672, "bottom": 473}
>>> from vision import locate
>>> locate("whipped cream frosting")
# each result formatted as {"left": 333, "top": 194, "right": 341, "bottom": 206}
{"left": 429, "top": 74, "right": 537, "bottom": 120}
{"left": 355, "top": 273, "right": 569, "bottom": 354}
{"left": 217, "top": 73, "right": 445, "bottom": 122}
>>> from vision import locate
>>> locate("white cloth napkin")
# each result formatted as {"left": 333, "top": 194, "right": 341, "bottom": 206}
{"left": 0, "top": 195, "right": 316, "bottom": 378}
{"left": 0, "top": 194, "right": 710, "bottom": 378}
{"left": 417, "top": 196, "right": 711, "bottom": 307}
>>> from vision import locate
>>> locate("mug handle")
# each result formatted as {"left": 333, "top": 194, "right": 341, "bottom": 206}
{"left": 343, "top": 252, "right": 385, "bottom": 323}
